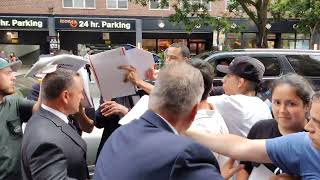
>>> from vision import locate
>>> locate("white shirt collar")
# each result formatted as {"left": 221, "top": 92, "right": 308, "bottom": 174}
{"left": 155, "top": 113, "right": 179, "bottom": 135}
{"left": 41, "top": 104, "right": 69, "bottom": 124}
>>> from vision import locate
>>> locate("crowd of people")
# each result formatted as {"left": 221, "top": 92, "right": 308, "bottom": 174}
{"left": 0, "top": 43, "right": 319, "bottom": 180}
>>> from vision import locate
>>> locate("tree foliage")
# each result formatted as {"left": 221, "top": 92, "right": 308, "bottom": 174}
{"left": 271, "top": 0, "right": 320, "bottom": 49}
{"left": 132, "top": 0, "right": 271, "bottom": 48}
{"left": 228, "top": 0, "right": 271, "bottom": 48}
{"left": 170, "top": 0, "right": 272, "bottom": 48}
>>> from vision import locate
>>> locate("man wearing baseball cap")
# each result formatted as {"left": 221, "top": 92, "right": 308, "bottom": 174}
{"left": 0, "top": 58, "right": 41, "bottom": 180}
{"left": 208, "top": 56, "right": 272, "bottom": 137}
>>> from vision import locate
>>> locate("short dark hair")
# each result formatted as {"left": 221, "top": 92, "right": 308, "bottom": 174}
{"left": 246, "top": 80, "right": 260, "bottom": 93}
{"left": 41, "top": 68, "right": 79, "bottom": 100}
{"left": 169, "top": 43, "right": 190, "bottom": 58}
{"left": 271, "top": 73, "right": 314, "bottom": 105}
{"left": 187, "top": 58, "right": 214, "bottom": 100}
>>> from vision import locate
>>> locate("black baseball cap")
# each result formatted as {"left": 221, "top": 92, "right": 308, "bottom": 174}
{"left": 216, "top": 56, "right": 265, "bottom": 83}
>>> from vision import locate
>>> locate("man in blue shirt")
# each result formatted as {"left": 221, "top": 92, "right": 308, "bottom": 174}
{"left": 186, "top": 92, "right": 320, "bottom": 179}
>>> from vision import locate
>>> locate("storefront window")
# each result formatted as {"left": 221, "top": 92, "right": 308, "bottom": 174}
{"left": 226, "top": 33, "right": 241, "bottom": 49}
{"left": 149, "top": 0, "right": 169, "bottom": 10}
{"left": 143, "top": 38, "right": 207, "bottom": 55}
{"left": 189, "top": 39, "right": 206, "bottom": 55}
{"left": 296, "top": 33, "right": 310, "bottom": 49}
{"left": 281, "top": 33, "right": 295, "bottom": 49}
{"left": 243, "top": 33, "right": 256, "bottom": 48}
{"left": 296, "top": 40, "right": 309, "bottom": 49}
{"left": 282, "top": 40, "right": 295, "bottom": 49}
{"left": 142, "top": 39, "right": 157, "bottom": 53}
{"left": 107, "top": 0, "right": 128, "bottom": 9}
{"left": 281, "top": 33, "right": 295, "bottom": 39}
{"left": 157, "top": 39, "right": 172, "bottom": 52}
{"left": 189, "top": 43, "right": 197, "bottom": 55}
{"left": 281, "top": 33, "right": 310, "bottom": 49}
{"left": 297, "top": 33, "right": 310, "bottom": 39}
{"left": 63, "top": 0, "right": 95, "bottom": 8}
{"left": 173, "top": 39, "right": 187, "bottom": 45}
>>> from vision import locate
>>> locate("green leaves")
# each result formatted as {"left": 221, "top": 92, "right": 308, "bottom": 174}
{"left": 270, "top": 0, "right": 320, "bottom": 33}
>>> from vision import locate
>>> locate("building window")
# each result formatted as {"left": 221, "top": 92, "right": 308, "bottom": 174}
{"left": 226, "top": 33, "right": 241, "bottom": 49}
{"left": 243, "top": 33, "right": 257, "bottom": 48}
{"left": 63, "top": 0, "right": 95, "bottom": 8}
{"left": 149, "top": 0, "right": 169, "bottom": 10}
{"left": 190, "top": 0, "right": 211, "bottom": 11}
{"left": 225, "top": 0, "right": 243, "bottom": 12}
{"left": 142, "top": 39, "right": 157, "bottom": 53}
{"left": 107, "top": 0, "right": 128, "bottom": 9}
{"left": 180, "top": 0, "right": 210, "bottom": 11}
{"left": 281, "top": 33, "right": 310, "bottom": 49}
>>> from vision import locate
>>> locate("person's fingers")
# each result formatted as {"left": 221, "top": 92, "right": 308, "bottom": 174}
{"left": 118, "top": 65, "right": 130, "bottom": 70}
{"left": 222, "top": 164, "right": 245, "bottom": 180}
{"left": 125, "top": 71, "right": 139, "bottom": 84}
{"left": 101, "top": 106, "right": 109, "bottom": 114}
{"left": 102, "top": 103, "right": 127, "bottom": 116}
{"left": 102, "top": 107, "right": 118, "bottom": 117}
{"left": 225, "top": 158, "right": 235, "bottom": 168}
{"left": 129, "top": 65, "right": 136, "bottom": 71}
{"left": 118, "top": 65, "right": 136, "bottom": 72}
{"left": 229, "top": 164, "right": 244, "bottom": 176}
{"left": 100, "top": 101, "right": 113, "bottom": 107}
{"left": 100, "top": 101, "right": 116, "bottom": 113}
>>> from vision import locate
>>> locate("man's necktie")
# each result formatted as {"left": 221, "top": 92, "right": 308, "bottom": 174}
{"left": 68, "top": 118, "right": 77, "bottom": 131}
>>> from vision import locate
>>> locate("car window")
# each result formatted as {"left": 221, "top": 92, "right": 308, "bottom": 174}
{"left": 210, "top": 56, "right": 281, "bottom": 78}
{"left": 287, "top": 55, "right": 320, "bottom": 76}
{"left": 254, "top": 57, "right": 281, "bottom": 76}
{"left": 209, "top": 57, "right": 234, "bottom": 77}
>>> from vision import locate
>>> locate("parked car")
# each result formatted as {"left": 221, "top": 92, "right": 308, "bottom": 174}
{"left": 201, "top": 49, "right": 320, "bottom": 99}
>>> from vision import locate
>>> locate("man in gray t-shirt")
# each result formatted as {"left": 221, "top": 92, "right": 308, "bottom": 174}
{"left": 0, "top": 58, "right": 40, "bottom": 180}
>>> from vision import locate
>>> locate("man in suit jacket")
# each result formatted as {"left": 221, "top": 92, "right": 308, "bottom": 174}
{"left": 94, "top": 62, "right": 223, "bottom": 180}
{"left": 21, "top": 68, "right": 88, "bottom": 180}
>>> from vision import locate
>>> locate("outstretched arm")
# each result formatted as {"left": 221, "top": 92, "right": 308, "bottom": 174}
{"left": 185, "top": 131, "right": 271, "bottom": 163}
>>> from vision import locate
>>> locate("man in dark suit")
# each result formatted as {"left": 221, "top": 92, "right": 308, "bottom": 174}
{"left": 94, "top": 62, "right": 223, "bottom": 180}
{"left": 21, "top": 68, "right": 88, "bottom": 180}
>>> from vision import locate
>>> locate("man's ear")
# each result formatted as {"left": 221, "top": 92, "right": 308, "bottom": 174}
{"left": 60, "top": 90, "right": 70, "bottom": 104}
{"left": 237, "top": 78, "right": 245, "bottom": 88}
{"left": 304, "top": 102, "right": 312, "bottom": 119}
{"left": 189, "top": 103, "right": 199, "bottom": 124}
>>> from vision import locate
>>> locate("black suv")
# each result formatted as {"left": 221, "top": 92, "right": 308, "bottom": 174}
{"left": 203, "top": 49, "right": 320, "bottom": 98}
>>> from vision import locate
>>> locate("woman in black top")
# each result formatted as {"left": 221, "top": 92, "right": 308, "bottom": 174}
{"left": 237, "top": 73, "right": 314, "bottom": 180}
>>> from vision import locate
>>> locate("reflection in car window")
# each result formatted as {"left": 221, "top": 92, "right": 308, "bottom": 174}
{"left": 254, "top": 57, "right": 281, "bottom": 76}
{"left": 287, "top": 55, "right": 320, "bottom": 76}
{"left": 209, "top": 57, "right": 233, "bottom": 77}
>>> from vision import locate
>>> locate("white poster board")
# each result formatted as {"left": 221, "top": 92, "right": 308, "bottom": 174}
{"left": 89, "top": 47, "right": 154, "bottom": 101}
